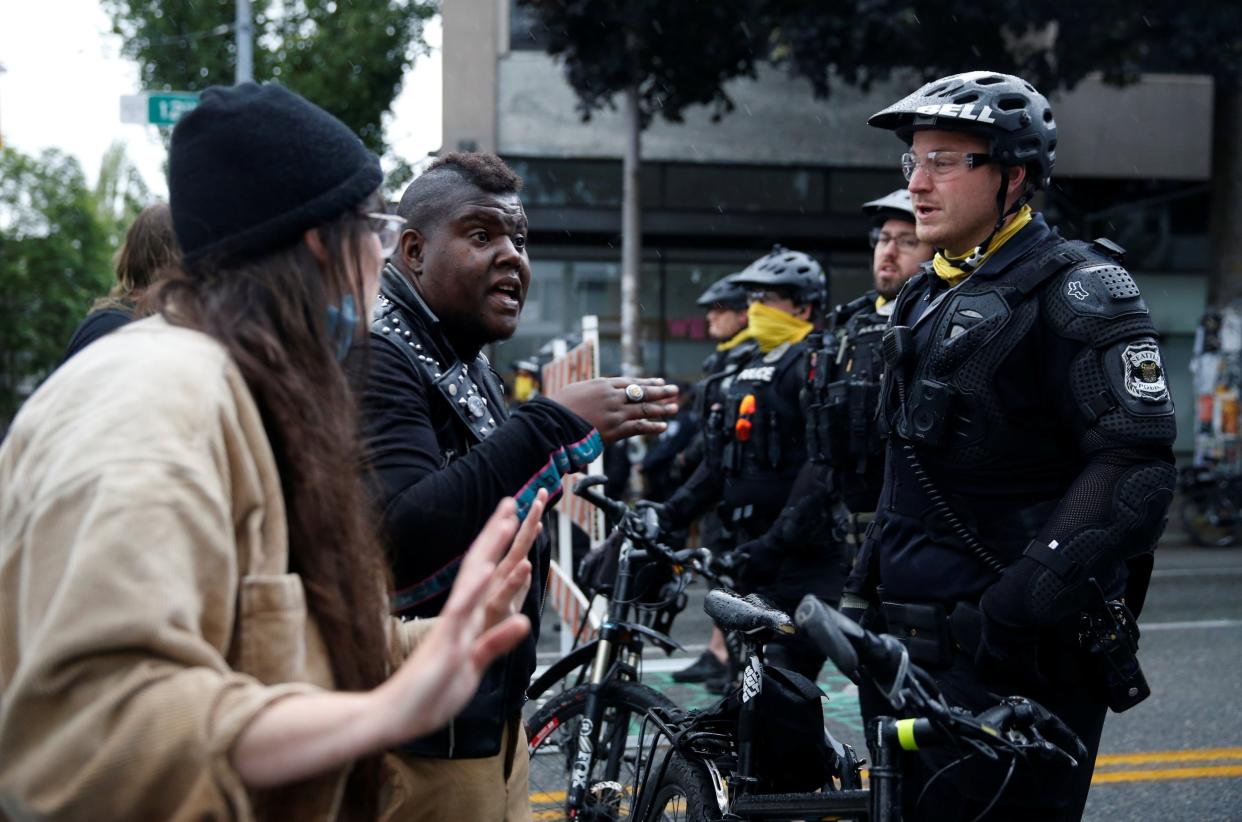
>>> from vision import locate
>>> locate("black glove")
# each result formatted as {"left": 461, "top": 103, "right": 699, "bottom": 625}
{"left": 977, "top": 593, "right": 1047, "bottom": 694}
{"left": 634, "top": 499, "right": 671, "bottom": 536}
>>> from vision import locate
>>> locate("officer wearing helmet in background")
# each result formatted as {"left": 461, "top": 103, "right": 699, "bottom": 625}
{"left": 848, "top": 71, "right": 1177, "bottom": 819}
{"left": 510, "top": 357, "right": 542, "bottom": 405}
{"left": 805, "top": 190, "right": 933, "bottom": 522}
{"left": 660, "top": 246, "right": 830, "bottom": 682}
{"left": 676, "top": 272, "right": 757, "bottom": 490}
{"left": 668, "top": 272, "right": 758, "bottom": 687}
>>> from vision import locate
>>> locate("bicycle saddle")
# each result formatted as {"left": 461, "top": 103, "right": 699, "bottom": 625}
{"left": 704, "top": 589, "right": 794, "bottom": 636}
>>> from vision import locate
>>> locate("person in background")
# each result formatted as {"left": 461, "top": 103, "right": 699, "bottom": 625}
{"left": 0, "top": 82, "right": 542, "bottom": 821}
{"left": 640, "top": 381, "right": 699, "bottom": 503}
{"left": 62, "top": 201, "right": 180, "bottom": 362}
{"left": 801, "top": 189, "right": 934, "bottom": 550}
{"left": 510, "top": 357, "right": 543, "bottom": 405}
{"left": 670, "top": 272, "right": 757, "bottom": 688}
{"left": 661, "top": 247, "right": 831, "bottom": 683}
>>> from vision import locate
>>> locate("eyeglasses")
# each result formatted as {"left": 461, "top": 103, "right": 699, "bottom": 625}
{"left": 901, "top": 150, "right": 992, "bottom": 181}
{"left": 869, "top": 227, "right": 925, "bottom": 252}
{"left": 366, "top": 212, "right": 407, "bottom": 257}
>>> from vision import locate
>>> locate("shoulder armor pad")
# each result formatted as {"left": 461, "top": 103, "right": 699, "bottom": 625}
{"left": 837, "top": 294, "right": 873, "bottom": 319}
{"left": 1046, "top": 247, "right": 1155, "bottom": 346}
{"left": 1091, "top": 236, "right": 1126, "bottom": 261}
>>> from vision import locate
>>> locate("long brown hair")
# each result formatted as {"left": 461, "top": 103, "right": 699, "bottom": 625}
{"left": 155, "top": 194, "right": 390, "bottom": 818}
{"left": 94, "top": 202, "right": 180, "bottom": 314}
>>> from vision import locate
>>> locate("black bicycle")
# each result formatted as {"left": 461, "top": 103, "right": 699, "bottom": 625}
{"left": 632, "top": 590, "right": 1086, "bottom": 821}
{"left": 1179, "top": 461, "right": 1242, "bottom": 547}
{"left": 525, "top": 477, "right": 719, "bottom": 820}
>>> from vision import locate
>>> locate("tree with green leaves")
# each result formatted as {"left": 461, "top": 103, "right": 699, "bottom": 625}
{"left": 764, "top": 0, "right": 1242, "bottom": 304}
{"left": 95, "top": 141, "right": 152, "bottom": 250}
{"left": 103, "top": 0, "right": 435, "bottom": 156}
{"left": 0, "top": 148, "right": 113, "bottom": 427}
{"left": 518, "top": 0, "right": 768, "bottom": 374}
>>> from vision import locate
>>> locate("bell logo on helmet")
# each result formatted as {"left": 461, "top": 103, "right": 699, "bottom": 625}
{"left": 915, "top": 103, "right": 998, "bottom": 124}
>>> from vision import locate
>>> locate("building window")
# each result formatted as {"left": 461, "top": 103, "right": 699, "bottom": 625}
{"left": 509, "top": 1, "right": 551, "bottom": 50}
{"left": 664, "top": 165, "right": 825, "bottom": 214}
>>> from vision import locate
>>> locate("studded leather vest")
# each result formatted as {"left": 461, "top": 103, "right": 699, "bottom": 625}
{"left": 371, "top": 264, "right": 508, "bottom": 464}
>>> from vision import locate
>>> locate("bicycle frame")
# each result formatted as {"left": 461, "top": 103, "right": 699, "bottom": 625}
{"left": 632, "top": 592, "right": 1086, "bottom": 821}
{"left": 564, "top": 534, "right": 682, "bottom": 814}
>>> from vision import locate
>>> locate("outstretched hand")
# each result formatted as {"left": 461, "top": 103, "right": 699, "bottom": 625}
{"left": 552, "top": 377, "right": 679, "bottom": 444}
{"left": 377, "top": 490, "right": 547, "bottom": 742}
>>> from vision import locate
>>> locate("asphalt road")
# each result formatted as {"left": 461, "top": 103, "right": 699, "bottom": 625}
{"left": 533, "top": 533, "right": 1242, "bottom": 820}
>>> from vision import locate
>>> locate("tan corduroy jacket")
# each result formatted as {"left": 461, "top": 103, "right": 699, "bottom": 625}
{"left": 0, "top": 317, "right": 422, "bottom": 821}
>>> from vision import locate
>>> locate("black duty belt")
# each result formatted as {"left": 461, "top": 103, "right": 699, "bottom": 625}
{"left": 880, "top": 600, "right": 983, "bottom": 669}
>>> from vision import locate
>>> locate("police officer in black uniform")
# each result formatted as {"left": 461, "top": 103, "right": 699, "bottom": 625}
{"left": 661, "top": 246, "right": 829, "bottom": 681}
{"left": 670, "top": 272, "right": 758, "bottom": 685}
{"left": 806, "top": 190, "right": 933, "bottom": 524}
{"left": 847, "top": 71, "right": 1177, "bottom": 820}
{"left": 675, "top": 272, "right": 759, "bottom": 499}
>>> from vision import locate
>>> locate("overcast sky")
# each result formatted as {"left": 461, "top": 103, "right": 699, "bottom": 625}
{"left": 0, "top": 1, "right": 443, "bottom": 198}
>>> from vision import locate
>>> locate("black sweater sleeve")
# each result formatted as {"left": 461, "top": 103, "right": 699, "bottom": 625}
{"left": 661, "top": 456, "right": 725, "bottom": 529}
{"left": 358, "top": 338, "right": 600, "bottom": 591}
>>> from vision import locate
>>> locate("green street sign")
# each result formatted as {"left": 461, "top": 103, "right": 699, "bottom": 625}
{"left": 148, "top": 92, "right": 199, "bottom": 126}
{"left": 120, "top": 91, "right": 200, "bottom": 127}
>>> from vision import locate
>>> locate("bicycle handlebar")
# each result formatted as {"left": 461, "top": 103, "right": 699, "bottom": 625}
{"left": 573, "top": 475, "right": 629, "bottom": 521}
{"left": 794, "top": 594, "right": 1085, "bottom": 766}
{"left": 572, "top": 476, "right": 710, "bottom": 571}
{"left": 795, "top": 595, "right": 908, "bottom": 696}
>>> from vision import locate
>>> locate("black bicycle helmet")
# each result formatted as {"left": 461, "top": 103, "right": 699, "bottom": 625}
{"left": 862, "top": 189, "right": 916, "bottom": 225}
{"left": 868, "top": 70, "right": 1057, "bottom": 189}
{"left": 696, "top": 272, "right": 750, "bottom": 311}
{"left": 732, "top": 245, "right": 828, "bottom": 308}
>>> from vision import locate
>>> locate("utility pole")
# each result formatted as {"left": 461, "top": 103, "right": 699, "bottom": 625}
{"left": 235, "top": 0, "right": 254, "bottom": 84}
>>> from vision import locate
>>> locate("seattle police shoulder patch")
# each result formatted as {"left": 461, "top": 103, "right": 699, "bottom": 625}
{"left": 1122, "top": 342, "right": 1169, "bottom": 403}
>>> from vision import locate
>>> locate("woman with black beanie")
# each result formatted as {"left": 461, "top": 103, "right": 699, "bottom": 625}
{"left": 0, "top": 83, "right": 543, "bottom": 821}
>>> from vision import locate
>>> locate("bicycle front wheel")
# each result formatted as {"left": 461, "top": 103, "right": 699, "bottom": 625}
{"left": 526, "top": 680, "right": 675, "bottom": 820}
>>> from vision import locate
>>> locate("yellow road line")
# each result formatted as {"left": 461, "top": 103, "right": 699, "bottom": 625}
{"left": 1096, "top": 747, "right": 1242, "bottom": 767}
{"left": 1093, "top": 765, "right": 1242, "bottom": 783}
{"left": 529, "top": 749, "right": 1242, "bottom": 806}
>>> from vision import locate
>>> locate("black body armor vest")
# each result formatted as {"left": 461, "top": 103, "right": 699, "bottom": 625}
{"left": 805, "top": 292, "right": 891, "bottom": 512}
{"left": 870, "top": 217, "right": 1175, "bottom": 604}
{"left": 710, "top": 339, "right": 810, "bottom": 530}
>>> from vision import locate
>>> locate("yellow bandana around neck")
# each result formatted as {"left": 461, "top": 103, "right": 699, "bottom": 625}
{"left": 746, "top": 301, "right": 814, "bottom": 353}
{"left": 875, "top": 295, "right": 890, "bottom": 310}
{"left": 716, "top": 325, "right": 756, "bottom": 352}
{"left": 513, "top": 373, "right": 537, "bottom": 402}
{"left": 932, "top": 204, "right": 1034, "bottom": 287}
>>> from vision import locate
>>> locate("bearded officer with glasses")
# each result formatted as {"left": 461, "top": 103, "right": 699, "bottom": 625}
{"left": 844, "top": 72, "right": 1177, "bottom": 820}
